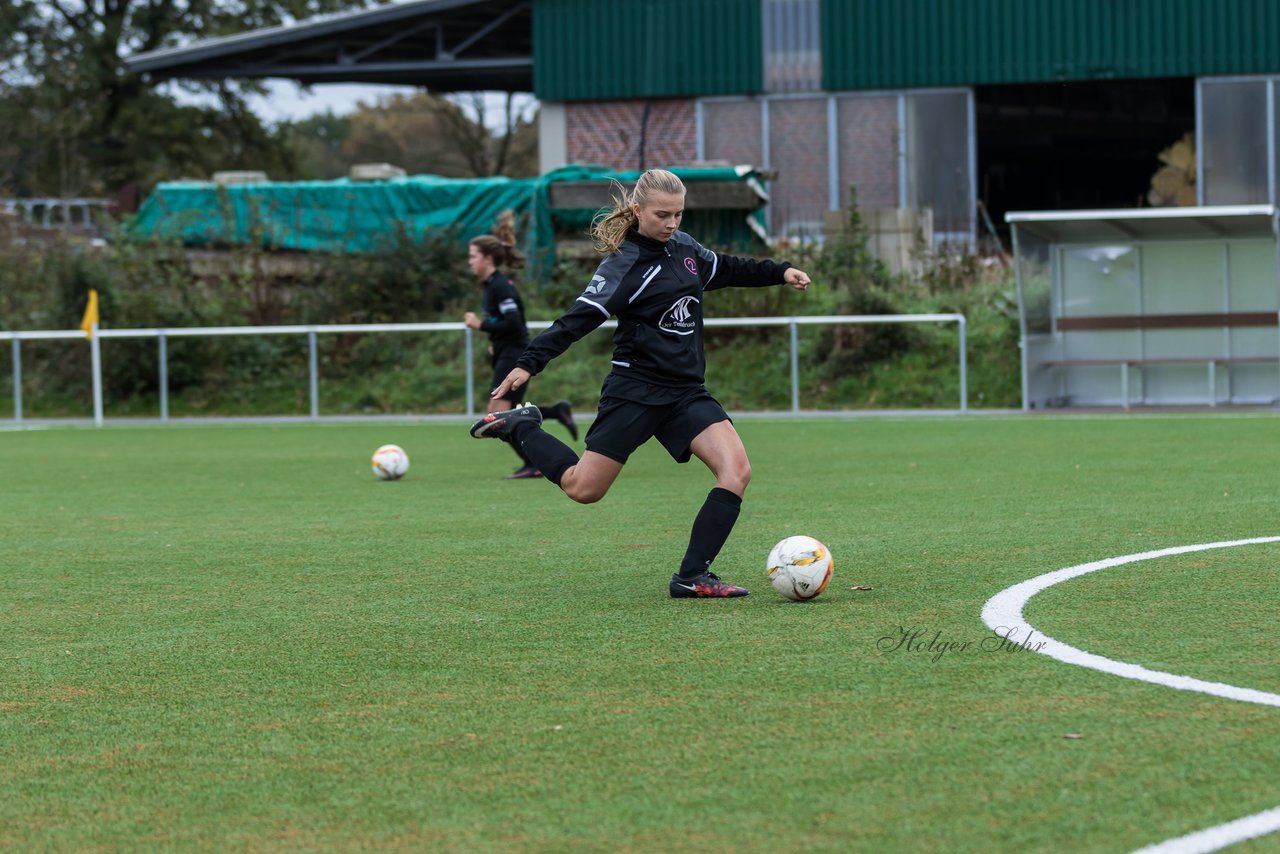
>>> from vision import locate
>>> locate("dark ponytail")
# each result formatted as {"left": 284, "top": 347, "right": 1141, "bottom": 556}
{"left": 470, "top": 209, "right": 525, "bottom": 271}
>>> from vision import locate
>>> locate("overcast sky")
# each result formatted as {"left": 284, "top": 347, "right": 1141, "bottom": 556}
{"left": 246, "top": 80, "right": 417, "bottom": 121}
{"left": 166, "top": 80, "right": 537, "bottom": 130}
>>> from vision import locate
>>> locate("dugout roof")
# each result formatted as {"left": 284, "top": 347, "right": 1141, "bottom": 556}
{"left": 124, "top": 0, "right": 531, "bottom": 91}
{"left": 1006, "top": 206, "right": 1280, "bottom": 244}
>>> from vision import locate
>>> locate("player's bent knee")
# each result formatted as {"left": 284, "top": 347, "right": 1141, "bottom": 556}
{"left": 560, "top": 471, "right": 609, "bottom": 504}
{"left": 717, "top": 458, "right": 750, "bottom": 493}
{"left": 564, "top": 481, "right": 607, "bottom": 504}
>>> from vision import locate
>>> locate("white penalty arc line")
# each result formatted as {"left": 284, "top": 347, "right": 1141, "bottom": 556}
{"left": 980, "top": 536, "right": 1280, "bottom": 854}
{"left": 982, "top": 537, "right": 1280, "bottom": 707}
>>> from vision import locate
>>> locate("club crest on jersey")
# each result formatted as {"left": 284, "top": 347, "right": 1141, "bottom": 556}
{"left": 659, "top": 295, "right": 700, "bottom": 335}
{"left": 684, "top": 257, "right": 698, "bottom": 276}
{"left": 584, "top": 275, "right": 606, "bottom": 296}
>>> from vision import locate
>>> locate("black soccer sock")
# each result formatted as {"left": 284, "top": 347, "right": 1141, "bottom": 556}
{"left": 513, "top": 422, "right": 579, "bottom": 486}
{"left": 678, "top": 487, "right": 743, "bottom": 578}
{"left": 510, "top": 441, "right": 536, "bottom": 469}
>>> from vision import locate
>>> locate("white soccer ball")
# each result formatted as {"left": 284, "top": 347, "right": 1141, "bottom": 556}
{"left": 767, "top": 535, "right": 834, "bottom": 601}
{"left": 371, "top": 444, "right": 409, "bottom": 480}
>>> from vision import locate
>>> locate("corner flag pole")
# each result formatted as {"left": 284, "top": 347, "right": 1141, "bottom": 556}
{"left": 80, "top": 290, "right": 103, "bottom": 427}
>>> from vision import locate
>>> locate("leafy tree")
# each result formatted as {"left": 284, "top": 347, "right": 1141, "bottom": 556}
{"left": 337, "top": 92, "right": 474, "bottom": 177}
{"left": 1, "top": 0, "right": 540, "bottom": 197}
{"left": 1, "top": 0, "right": 379, "bottom": 196}
{"left": 285, "top": 111, "right": 354, "bottom": 180}
{"left": 325, "top": 91, "right": 539, "bottom": 179}
{"left": 0, "top": 4, "right": 35, "bottom": 77}
{"left": 427, "top": 92, "right": 539, "bottom": 177}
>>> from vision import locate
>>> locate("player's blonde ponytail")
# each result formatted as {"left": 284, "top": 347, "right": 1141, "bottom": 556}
{"left": 590, "top": 168, "right": 687, "bottom": 254}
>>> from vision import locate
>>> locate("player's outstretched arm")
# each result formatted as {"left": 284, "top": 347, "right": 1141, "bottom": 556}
{"left": 682, "top": 233, "right": 811, "bottom": 291}
{"left": 492, "top": 367, "right": 531, "bottom": 400}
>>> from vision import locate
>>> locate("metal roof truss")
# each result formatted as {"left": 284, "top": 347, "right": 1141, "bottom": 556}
{"left": 126, "top": 0, "right": 532, "bottom": 91}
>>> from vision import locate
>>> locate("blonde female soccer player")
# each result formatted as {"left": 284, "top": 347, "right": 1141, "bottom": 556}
{"left": 470, "top": 170, "right": 810, "bottom": 597}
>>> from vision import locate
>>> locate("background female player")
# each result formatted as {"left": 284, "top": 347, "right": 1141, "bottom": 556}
{"left": 469, "top": 169, "right": 811, "bottom": 597}
{"left": 462, "top": 212, "right": 577, "bottom": 479}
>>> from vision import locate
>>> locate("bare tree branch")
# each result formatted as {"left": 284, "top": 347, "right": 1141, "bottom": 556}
{"left": 489, "top": 91, "right": 516, "bottom": 177}
{"left": 44, "top": 0, "right": 89, "bottom": 30}
{"left": 428, "top": 93, "right": 491, "bottom": 176}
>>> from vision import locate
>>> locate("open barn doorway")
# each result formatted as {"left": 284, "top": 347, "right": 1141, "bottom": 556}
{"left": 976, "top": 78, "right": 1196, "bottom": 240}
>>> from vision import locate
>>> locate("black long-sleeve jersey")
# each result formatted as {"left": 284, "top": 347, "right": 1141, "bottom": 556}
{"left": 478, "top": 271, "right": 529, "bottom": 358}
{"left": 516, "top": 228, "right": 791, "bottom": 388}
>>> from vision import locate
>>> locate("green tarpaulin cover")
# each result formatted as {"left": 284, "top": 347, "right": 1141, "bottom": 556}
{"left": 131, "top": 164, "right": 769, "bottom": 276}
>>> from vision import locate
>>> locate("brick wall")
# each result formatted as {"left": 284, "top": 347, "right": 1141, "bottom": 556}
{"left": 768, "top": 98, "right": 829, "bottom": 237}
{"left": 703, "top": 100, "right": 763, "bottom": 167}
{"left": 565, "top": 99, "right": 697, "bottom": 170}
{"left": 837, "top": 95, "right": 900, "bottom": 209}
{"left": 564, "top": 93, "right": 916, "bottom": 241}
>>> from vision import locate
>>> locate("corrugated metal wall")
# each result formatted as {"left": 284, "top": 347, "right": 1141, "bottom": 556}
{"left": 533, "top": 0, "right": 762, "bottom": 100}
{"left": 763, "top": 0, "right": 824, "bottom": 91}
{"left": 823, "top": 0, "right": 1280, "bottom": 90}
{"left": 536, "top": 0, "right": 1280, "bottom": 101}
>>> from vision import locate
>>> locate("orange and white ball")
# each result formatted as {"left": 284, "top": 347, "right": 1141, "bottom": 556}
{"left": 766, "top": 535, "right": 833, "bottom": 601}
{"left": 371, "top": 444, "right": 409, "bottom": 480}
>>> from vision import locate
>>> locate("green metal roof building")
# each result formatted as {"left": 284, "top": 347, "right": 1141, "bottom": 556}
{"left": 533, "top": 0, "right": 1280, "bottom": 98}
{"left": 127, "top": 0, "right": 1280, "bottom": 250}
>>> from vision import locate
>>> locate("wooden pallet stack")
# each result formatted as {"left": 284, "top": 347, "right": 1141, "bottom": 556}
{"left": 1148, "top": 132, "right": 1197, "bottom": 207}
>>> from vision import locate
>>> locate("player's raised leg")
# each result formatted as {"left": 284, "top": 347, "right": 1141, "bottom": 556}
{"left": 470, "top": 401, "right": 543, "bottom": 440}
{"left": 556, "top": 451, "right": 623, "bottom": 504}
{"left": 470, "top": 403, "right": 623, "bottom": 503}
{"left": 484, "top": 396, "right": 542, "bottom": 479}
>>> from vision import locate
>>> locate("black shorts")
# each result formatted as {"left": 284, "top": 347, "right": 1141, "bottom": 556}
{"left": 490, "top": 348, "right": 530, "bottom": 404}
{"left": 584, "top": 378, "right": 731, "bottom": 465}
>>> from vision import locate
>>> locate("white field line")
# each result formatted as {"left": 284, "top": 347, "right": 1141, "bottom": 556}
{"left": 1130, "top": 806, "right": 1280, "bottom": 854}
{"left": 980, "top": 537, "right": 1280, "bottom": 854}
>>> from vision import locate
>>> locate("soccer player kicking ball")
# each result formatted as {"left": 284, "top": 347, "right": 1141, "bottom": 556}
{"left": 470, "top": 168, "right": 811, "bottom": 598}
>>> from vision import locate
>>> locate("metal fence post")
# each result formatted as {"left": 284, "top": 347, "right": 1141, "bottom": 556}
{"left": 958, "top": 315, "right": 968, "bottom": 413}
{"left": 789, "top": 319, "right": 800, "bottom": 414}
{"left": 464, "top": 326, "right": 475, "bottom": 417}
{"left": 90, "top": 325, "right": 104, "bottom": 426}
{"left": 11, "top": 338, "right": 21, "bottom": 422}
{"left": 308, "top": 329, "right": 319, "bottom": 419}
{"left": 158, "top": 333, "right": 169, "bottom": 422}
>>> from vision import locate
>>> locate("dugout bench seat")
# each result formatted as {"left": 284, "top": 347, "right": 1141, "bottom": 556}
{"left": 1037, "top": 312, "right": 1280, "bottom": 409}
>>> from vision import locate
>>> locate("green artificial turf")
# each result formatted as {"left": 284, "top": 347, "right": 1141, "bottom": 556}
{"left": 1, "top": 415, "right": 1279, "bottom": 852}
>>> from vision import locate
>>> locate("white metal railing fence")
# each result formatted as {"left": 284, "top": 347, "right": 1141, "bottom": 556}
{"left": 0, "top": 314, "right": 967, "bottom": 424}
{"left": 2, "top": 197, "right": 113, "bottom": 234}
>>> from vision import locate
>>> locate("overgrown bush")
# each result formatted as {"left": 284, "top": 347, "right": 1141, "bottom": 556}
{"left": 0, "top": 225, "right": 476, "bottom": 415}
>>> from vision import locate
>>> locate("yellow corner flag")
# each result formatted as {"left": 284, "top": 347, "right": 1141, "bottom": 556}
{"left": 80, "top": 289, "right": 99, "bottom": 339}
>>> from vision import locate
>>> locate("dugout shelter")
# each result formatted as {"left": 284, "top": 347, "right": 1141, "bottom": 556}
{"left": 1008, "top": 206, "right": 1280, "bottom": 409}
